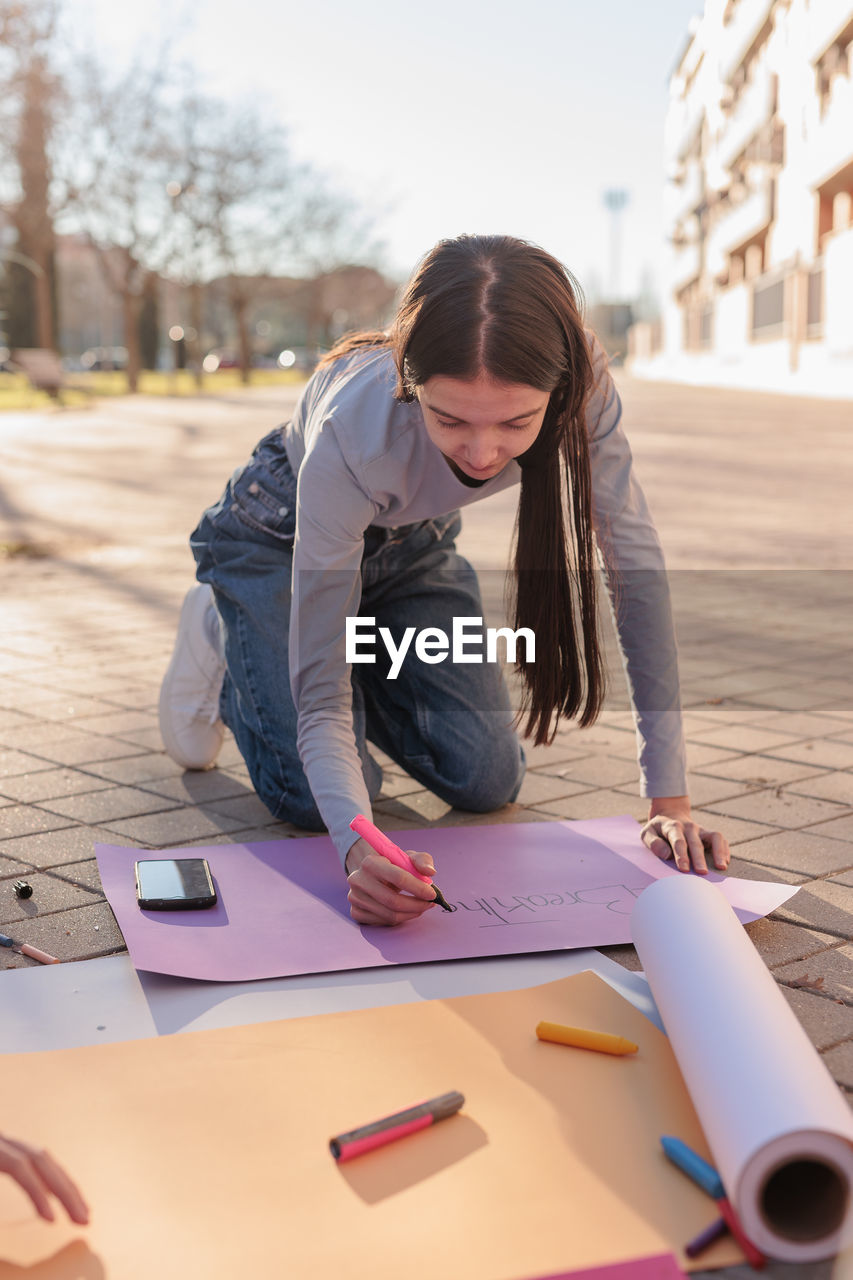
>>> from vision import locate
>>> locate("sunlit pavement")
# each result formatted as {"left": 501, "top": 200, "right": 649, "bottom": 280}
{"left": 1, "top": 377, "right": 851, "bottom": 1279}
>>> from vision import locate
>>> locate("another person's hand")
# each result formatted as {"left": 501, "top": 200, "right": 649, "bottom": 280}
{"left": 640, "top": 796, "right": 730, "bottom": 874}
{"left": 345, "top": 837, "right": 439, "bottom": 926}
{"left": 0, "top": 1134, "right": 89, "bottom": 1224}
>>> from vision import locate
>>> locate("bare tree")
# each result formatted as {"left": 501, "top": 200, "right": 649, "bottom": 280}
{"left": 60, "top": 50, "right": 178, "bottom": 390}
{"left": 166, "top": 90, "right": 386, "bottom": 384}
{"left": 0, "top": 0, "right": 62, "bottom": 351}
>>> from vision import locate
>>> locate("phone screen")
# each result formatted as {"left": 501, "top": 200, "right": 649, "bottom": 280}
{"left": 135, "top": 858, "right": 217, "bottom": 910}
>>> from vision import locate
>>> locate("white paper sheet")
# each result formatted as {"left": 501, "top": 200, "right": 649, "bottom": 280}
{"left": 632, "top": 874, "right": 853, "bottom": 1263}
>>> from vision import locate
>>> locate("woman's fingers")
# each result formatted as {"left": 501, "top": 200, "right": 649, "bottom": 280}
{"left": 347, "top": 851, "right": 437, "bottom": 926}
{"left": 641, "top": 818, "right": 730, "bottom": 874}
{"left": 0, "top": 1139, "right": 89, "bottom": 1224}
{"left": 29, "top": 1148, "right": 90, "bottom": 1224}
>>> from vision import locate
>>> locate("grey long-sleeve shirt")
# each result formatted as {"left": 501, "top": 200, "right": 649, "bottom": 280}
{"left": 283, "top": 340, "right": 687, "bottom": 863}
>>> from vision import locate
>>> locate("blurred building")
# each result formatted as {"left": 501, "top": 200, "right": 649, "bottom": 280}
{"left": 630, "top": 0, "right": 853, "bottom": 396}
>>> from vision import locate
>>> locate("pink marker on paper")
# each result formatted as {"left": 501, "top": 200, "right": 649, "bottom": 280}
{"left": 349, "top": 814, "right": 452, "bottom": 911}
{"left": 329, "top": 1090, "right": 464, "bottom": 1161}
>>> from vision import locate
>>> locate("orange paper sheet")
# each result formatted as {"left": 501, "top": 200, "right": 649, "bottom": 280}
{"left": 0, "top": 972, "right": 741, "bottom": 1279}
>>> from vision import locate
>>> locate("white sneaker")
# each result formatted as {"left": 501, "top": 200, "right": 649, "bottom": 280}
{"left": 159, "top": 584, "right": 226, "bottom": 770}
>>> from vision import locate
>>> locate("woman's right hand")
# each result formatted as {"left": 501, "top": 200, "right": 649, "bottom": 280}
{"left": 0, "top": 1134, "right": 89, "bottom": 1224}
{"left": 345, "top": 838, "right": 439, "bottom": 926}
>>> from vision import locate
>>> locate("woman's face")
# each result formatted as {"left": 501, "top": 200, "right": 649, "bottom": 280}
{"left": 417, "top": 372, "right": 551, "bottom": 481}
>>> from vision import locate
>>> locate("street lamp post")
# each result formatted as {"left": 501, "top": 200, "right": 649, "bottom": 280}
{"left": 603, "top": 189, "right": 630, "bottom": 301}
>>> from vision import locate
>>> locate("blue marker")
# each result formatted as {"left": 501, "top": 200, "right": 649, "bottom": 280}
{"left": 660, "top": 1135, "right": 724, "bottom": 1198}
{"left": 660, "top": 1136, "right": 766, "bottom": 1269}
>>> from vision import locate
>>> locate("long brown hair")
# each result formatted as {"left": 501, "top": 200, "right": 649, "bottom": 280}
{"left": 321, "top": 234, "right": 605, "bottom": 745}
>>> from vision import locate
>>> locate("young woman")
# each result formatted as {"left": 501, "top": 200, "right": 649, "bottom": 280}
{"left": 160, "top": 234, "right": 729, "bottom": 926}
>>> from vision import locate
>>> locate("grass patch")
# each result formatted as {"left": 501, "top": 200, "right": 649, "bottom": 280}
{"left": 0, "top": 367, "right": 306, "bottom": 412}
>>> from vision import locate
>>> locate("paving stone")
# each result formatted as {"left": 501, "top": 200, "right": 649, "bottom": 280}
{"left": 702, "top": 788, "right": 849, "bottom": 829}
{"left": 0, "top": 804, "right": 77, "bottom": 839}
{"left": 100, "top": 808, "right": 248, "bottom": 847}
{"left": 112, "top": 725, "right": 170, "bottom": 750}
{"left": 731, "top": 829, "right": 853, "bottom": 876}
{"left": 0, "top": 767, "right": 113, "bottom": 803}
{"left": 0, "top": 851, "right": 36, "bottom": 880}
{"left": 683, "top": 744, "right": 745, "bottom": 769}
{"left": 187, "top": 824, "right": 315, "bottom": 845}
{"left": 598, "top": 943, "right": 642, "bottom": 971}
{"left": 521, "top": 740, "right": 588, "bottom": 769}
{"left": 140, "top": 771, "right": 258, "bottom": 804}
{"left": 747, "top": 919, "right": 838, "bottom": 968}
{"left": 754, "top": 712, "right": 853, "bottom": 739}
{"left": 28, "top": 733, "right": 148, "bottom": 766}
{"left": 35, "top": 786, "right": 180, "bottom": 825}
{"left": 515, "top": 771, "right": 592, "bottom": 806}
{"left": 727, "top": 857, "right": 806, "bottom": 886}
{"left": 85, "top": 753, "right": 187, "bottom": 785}
{"left": 202, "top": 793, "right": 283, "bottom": 827}
{"left": 522, "top": 789, "right": 643, "bottom": 821}
{"left": 822, "top": 1041, "right": 853, "bottom": 1091}
{"left": 69, "top": 710, "right": 158, "bottom": 736}
{"left": 32, "top": 696, "right": 119, "bottom": 721}
{"left": 373, "top": 792, "right": 455, "bottom": 824}
{"left": 555, "top": 725, "right": 636, "bottom": 757}
{"left": 773, "top": 879, "right": 853, "bottom": 941}
{"left": 788, "top": 771, "right": 853, "bottom": 805}
{"left": 766, "top": 739, "right": 853, "bottom": 769}
{"left": 684, "top": 725, "right": 804, "bottom": 753}
{"left": 699, "top": 754, "right": 829, "bottom": 786}
{"left": 663, "top": 772, "right": 756, "bottom": 807}
{"left": 774, "top": 943, "right": 853, "bottom": 1006}
{"left": 545, "top": 754, "right": 638, "bottom": 788}
{"left": 0, "top": 868, "right": 99, "bottom": 926}
{"left": 0, "top": 708, "right": 36, "bottom": 731}
{"left": 779, "top": 984, "right": 853, "bottom": 1053}
{"left": 376, "top": 772, "right": 426, "bottom": 800}
{"left": 0, "top": 824, "right": 134, "bottom": 868}
{"left": 802, "top": 812, "right": 853, "bottom": 844}
{"left": 0, "top": 898, "right": 126, "bottom": 964}
{"left": 0, "top": 747, "right": 54, "bottom": 779}
{"left": 688, "top": 808, "right": 782, "bottom": 845}
{"left": 45, "top": 857, "right": 104, "bottom": 893}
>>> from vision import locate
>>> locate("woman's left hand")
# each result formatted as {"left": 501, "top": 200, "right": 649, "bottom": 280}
{"left": 640, "top": 796, "right": 730, "bottom": 874}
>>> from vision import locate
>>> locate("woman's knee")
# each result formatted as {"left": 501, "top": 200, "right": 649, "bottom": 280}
{"left": 439, "top": 729, "right": 525, "bottom": 812}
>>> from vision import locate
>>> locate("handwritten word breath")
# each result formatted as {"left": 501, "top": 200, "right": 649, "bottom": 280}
{"left": 447, "top": 883, "right": 645, "bottom": 926}
{"left": 346, "top": 616, "right": 536, "bottom": 680}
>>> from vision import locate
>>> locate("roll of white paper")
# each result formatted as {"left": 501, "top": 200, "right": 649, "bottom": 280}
{"left": 632, "top": 874, "right": 853, "bottom": 1262}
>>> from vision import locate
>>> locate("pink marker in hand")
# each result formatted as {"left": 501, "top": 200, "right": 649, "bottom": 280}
{"left": 349, "top": 814, "right": 453, "bottom": 911}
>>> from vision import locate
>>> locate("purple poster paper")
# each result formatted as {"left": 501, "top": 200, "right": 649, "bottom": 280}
{"left": 569, "top": 816, "right": 798, "bottom": 923}
{"left": 96, "top": 816, "right": 798, "bottom": 982}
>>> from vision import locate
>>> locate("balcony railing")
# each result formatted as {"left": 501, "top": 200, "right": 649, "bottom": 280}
{"left": 706, "top": 176, "right": 774, "bottom": 263}
{"left": 670, "top": 239, "right": 702, "bottom": 293}
{"left": 806, "top": 0, "right": 853, "bottom": 63}
{"left": 719, "top": 0, "right": 774, "bottom": 84}
{"left": 714, "top": 67, "right": 777, "bottom": 171}
{"left": 805, "top": 74, "right": 853, "bottom": 189}
{"left": 665, "top": 161, "right": 705, "bottom": 227}
{"left": 665, "top": 93, "right": 706, "bottom": 163}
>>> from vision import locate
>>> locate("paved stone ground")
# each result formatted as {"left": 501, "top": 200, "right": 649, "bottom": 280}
{"left": 1, "top": 376, "right": 851, "bottom": 1278}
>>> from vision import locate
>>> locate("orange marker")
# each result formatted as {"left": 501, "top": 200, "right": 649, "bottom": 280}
{"left": 0, "top": 932, "right": 60, "bottom": 964}
{"left": 535, "top": 1021, "right": 638, "bottom": 1056}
